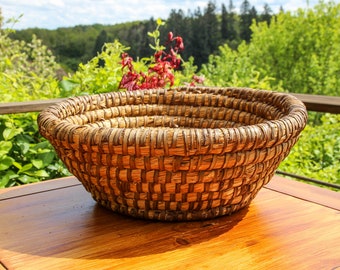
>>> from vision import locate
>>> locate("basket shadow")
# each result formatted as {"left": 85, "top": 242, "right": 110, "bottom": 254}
{"left": 72, "top": 203, "right": 249, "bottom": 259}
{"left": 1, "top": 184, "right": 248, "bottom": 261}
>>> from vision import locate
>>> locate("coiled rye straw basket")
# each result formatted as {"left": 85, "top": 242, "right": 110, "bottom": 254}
{"left": 38, "top": 87, "right": 307, "bottom": 221}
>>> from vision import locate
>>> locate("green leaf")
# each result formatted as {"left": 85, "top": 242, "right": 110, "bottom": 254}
{"left": 0, "top": 141, "right": 12, "bottom": 155}
{"left": 0, "top": 173, "right": 11, "bottom": 188}
{"left": 0, "top": 171, "right": 19, "bottom": 188}
{"left": 18, "top": 175, "right": 38, "bottom": 184}
{"left": 25, "top": 170, "right": 49, "bottom": 178}
{"left": 34, "top": 141, "right": 50, "bottom": 150}
{"left": 59, "top": 79, "right": 79, "bottom": 96}
{"left": 19, "top": 141, "right": 30, "bottom": 155}
{"left": 39, "top": 152, "right": 55, "bottom": 166}
{"left": 12, "top": 161, "right": 22, "bottom": 169}
{"left": 33, "top": 170, "right": 49, "bottom": 178}
{"left": 156, "top": 18, "right": 165, "bottom": 26}
{"left": 32, "top": 159, "right": 44, "bottom": 169}
{"left": 0, "top": 156, "right": 14, "bottom": 171}
{"left": 18, "top": 163, "right": 33, "bottom": 173}
{"left": 3, "top": 127, "right": 22, "bottom": 141}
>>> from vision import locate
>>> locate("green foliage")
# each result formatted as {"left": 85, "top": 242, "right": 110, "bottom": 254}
{"left": 10, "top": 21, "right": 153, "bottom": 72}
{"left": 147, "top": 18, "right": 166, "bottom": 52}
{"left": 201, "top": 42, "right": 282, "bottom": 90}
{"left": 61, "top": 20, "right": 201, "bottom": 94}
{"left": 247, "top": 1, "right": 340, "bottom": 96}
{"left": 279, "top": 113, "right": 340, "bottom": 186}
{"left": 59, "top": 40, "right": 128, "bottom": 96}
{"left": 0, "top": 22, "right": 61, "bottom": 101}
{"left": 202, "top": 1, "right": 340, "bottom": 96}
{"left": 0, "top": 13, "right": 70, "bottom": 187}
{"left": 0, "top": 114, "right": 69, "bottom": 188}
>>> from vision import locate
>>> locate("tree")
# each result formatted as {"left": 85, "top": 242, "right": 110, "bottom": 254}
{"left": 261, "top": 3, "right": 273, "bottom": 25}
{"left": 203, "top": 1, "right": 340, "bottom": 96}
{"left": 204, "top": 1, "right": 221, "bottom": 53}
{"left": 239, "top": 0, "right": 257, "bottom": 42}
{"left": 221, "top": 4, "right": 228, "bottom": 40}
{"left": 190, "top": 1, "right": 220, "bottom": 68}
{"left": 247, "top": 1, "right": 340, "bottom": 96}
{"left": 221, "top": 2, "right": 237, "bottom": 42}
{"left": 93, "top": 30, "right": 108, "bottom": 56}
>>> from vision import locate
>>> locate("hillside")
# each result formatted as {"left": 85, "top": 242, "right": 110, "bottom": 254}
{"left": 9, "top": 1, "right": 273, "bottom": 71}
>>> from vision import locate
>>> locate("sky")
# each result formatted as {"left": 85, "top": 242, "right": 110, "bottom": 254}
{"left": 1, "top": 0, "right": 323, "bottom": 30}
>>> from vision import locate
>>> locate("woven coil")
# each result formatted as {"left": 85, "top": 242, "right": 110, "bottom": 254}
{"left": 38, "top": 87, "right": 307, "bottom": 221}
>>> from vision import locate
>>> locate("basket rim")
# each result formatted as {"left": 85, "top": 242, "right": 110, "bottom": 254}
{"left": 38, "top": 86, "right": 308, "bottom": 156}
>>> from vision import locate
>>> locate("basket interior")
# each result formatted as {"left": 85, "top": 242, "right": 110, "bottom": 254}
{"left": 62, "top": 88, "right": 289, "bottom": 130}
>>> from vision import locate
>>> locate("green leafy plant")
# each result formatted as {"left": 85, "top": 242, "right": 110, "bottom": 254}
{"left": 278, "top": 113, "right": 340, "bottom": 186}
{"left": 0, "top": 114, "right": 69, "bottom": 188}
{"left": 0, "top": 27, "right": 61, "bottom": 101}
{"left": 201, "top": 42, "right": 282, "bottom": 90}
{"left": 59, "top": 40, "right": 128, "bottom": 96}
{"left": 0, "top": 14, "right": 70, "bottom": 187}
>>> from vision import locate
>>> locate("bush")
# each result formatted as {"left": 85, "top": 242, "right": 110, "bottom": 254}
{"left": 0, "top": 113, "right": 69, "bottom": 187}
{"left": 278, "top": 113, "right": 340, "bottom": 186}
{"left": 0, "top": 11, "right": 70, "bottom": 187}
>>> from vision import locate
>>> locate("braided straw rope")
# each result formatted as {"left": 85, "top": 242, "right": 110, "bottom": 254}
{"left": 38, "top": 86, "right": 307, "bottom": 221}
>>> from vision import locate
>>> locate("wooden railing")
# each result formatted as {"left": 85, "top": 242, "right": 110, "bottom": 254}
{"left": 1, "top": 92, "right": 339, "bottom": 189}
{"left": 0, "top": 93, "right": 340, "bottom": 115}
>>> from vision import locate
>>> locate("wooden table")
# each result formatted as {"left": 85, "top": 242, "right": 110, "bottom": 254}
{"left": 1, "top": 175, "right": 339, "bottom": 270}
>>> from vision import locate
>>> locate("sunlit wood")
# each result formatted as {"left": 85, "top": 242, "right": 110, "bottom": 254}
{"left": 1, "top": 175, "right": 339, "bottom": 269}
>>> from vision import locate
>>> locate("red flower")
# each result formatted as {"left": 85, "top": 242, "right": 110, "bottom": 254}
{"left": 119, "top": 30, "right": 203, "bottom": 90}
{"left": 119, "top": 31, "right": 184, "bottom": 91}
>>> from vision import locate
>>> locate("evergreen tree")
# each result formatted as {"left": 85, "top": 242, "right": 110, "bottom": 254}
{"left": 190, "top": 1, "right": 220, "bottom": 68}
{"left": 204, "top": 1, "right": 220, "bottom": 53}
{"left": 190, "top": 7, "right": 205, "bottom": 67}
{"left": 239, "top": 0, "right": 257, "bottom": 42}
{"left": 221, "top": 2, "right": 238, "bottom": 42}
{"left": 93, "top": 30, "right": 108, "bottom": 56}
{"left": 139, "top": 19, "right": 156, "bottom": 58}
{"left": 261, "top": 3, "right": 273, "bottom": 25}
{"left": 221, "top": 4, "right": 228, "bottom": 40}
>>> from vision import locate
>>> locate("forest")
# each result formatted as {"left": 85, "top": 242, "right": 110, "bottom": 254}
{"left": 9, "top": 0, "right": 273, "bottom": 71}
{"left": 0, "top": 1, "right": 339, "bottom": 189}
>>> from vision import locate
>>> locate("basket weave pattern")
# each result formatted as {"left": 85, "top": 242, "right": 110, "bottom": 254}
{"left": 38, "top": 87, "right": 307, "bottom": 221}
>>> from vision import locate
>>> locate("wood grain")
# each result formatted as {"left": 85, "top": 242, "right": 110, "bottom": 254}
{"left": 1, "top": 93, "right": 339, "bottom": 115}
{"left": 0, "top": 176, "right": 79, "bottom": 201}
{"left": 266, "top": 175, "right": 340, "bottom": 210}
{"left": 291, "top": 93, "right": 340, "bottom": 114}
{"left": 0, "top": 98, "right": 66, "bottom": 115}
{"left": 1, "top": 176, "right": 339, "bottom": 269}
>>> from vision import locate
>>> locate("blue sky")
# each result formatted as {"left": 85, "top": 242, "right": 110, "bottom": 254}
{"left": 1, "top": 0, "right": 323, "bottom": 30}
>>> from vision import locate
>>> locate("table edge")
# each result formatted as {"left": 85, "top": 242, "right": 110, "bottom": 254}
{"left": 264, "top": 175, "right": 340, "bottom": 211}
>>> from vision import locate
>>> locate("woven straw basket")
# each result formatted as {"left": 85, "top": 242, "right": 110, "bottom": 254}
{"left": 38, "top": 87, "right": 307, "bottom": 221}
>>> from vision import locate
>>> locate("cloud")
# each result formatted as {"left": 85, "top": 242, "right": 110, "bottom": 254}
{"left": 1, "top": 0, "right": 321, "bottom": 30}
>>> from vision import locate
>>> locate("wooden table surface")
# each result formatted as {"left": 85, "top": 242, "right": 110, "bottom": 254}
{"left": 1, "top": 175, "right": 339, "bottom": 270}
